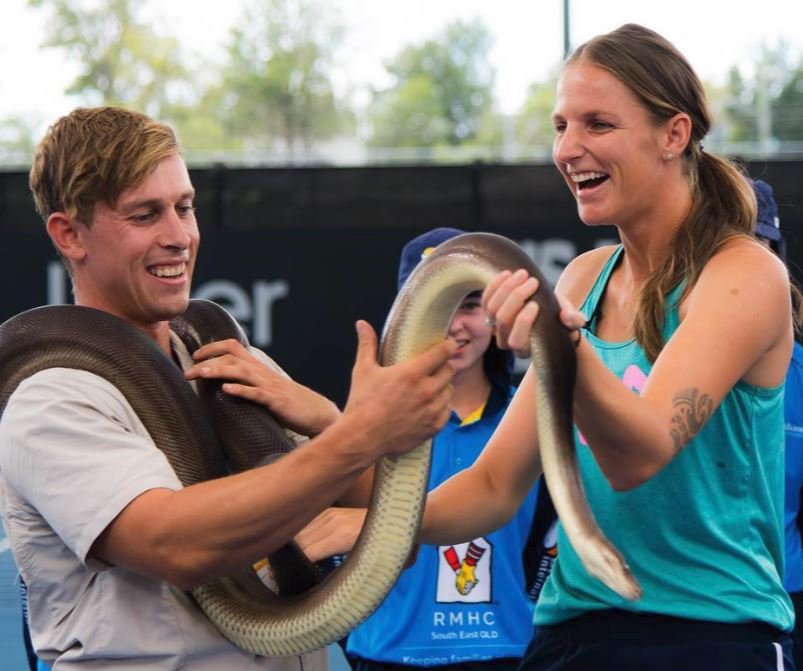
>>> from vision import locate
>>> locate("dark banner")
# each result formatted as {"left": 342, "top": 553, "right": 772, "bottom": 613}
{"left": 2, "top": 160, "right": 800, "bottom": 407}
{"left": 1, "top": 224, "right": 614, "bottom": 407}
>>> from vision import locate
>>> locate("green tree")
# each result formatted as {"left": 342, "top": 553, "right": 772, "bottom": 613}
{"left": 163, "top": 85, "right": 233, "bottom": 163}
{"left": 722, "top": 66, "right": 755, "bottom": 143}
{"left": 369, "top": 18, "right": 495, "bottom": 148}
{"left": 220, "top": 0, "right": 353, "bottom": 159}
{"left": 0, "top": 116, "right": 38, "bottom": 166}
{"left": 28, "top": 0, "right": 192, "bottom": 120}
{"left": 721, "top": 41, "right": 803, "bottom": 147}
{"left": 515, "top": 70, "right": 560, "bottom": 157}
{"left": 773, "top": 63, "right": 803, "bottom": 141}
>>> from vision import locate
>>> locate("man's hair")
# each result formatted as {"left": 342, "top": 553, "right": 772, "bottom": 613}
{"left": 29, "top": 106, "right": 179, "bottom": 226}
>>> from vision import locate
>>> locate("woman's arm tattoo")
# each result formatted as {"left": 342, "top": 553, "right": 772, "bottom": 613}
{"left": 669, "top": 388, "right": 714, "bottom": 452}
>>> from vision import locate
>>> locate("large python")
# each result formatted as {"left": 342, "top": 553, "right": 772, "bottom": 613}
{"left": 0, "top": 232, "right": 639, "bottom": 658}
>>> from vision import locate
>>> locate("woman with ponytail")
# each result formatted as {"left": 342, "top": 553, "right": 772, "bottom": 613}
{"left": 414, "top": 23, "right": 797, "bottom": 670}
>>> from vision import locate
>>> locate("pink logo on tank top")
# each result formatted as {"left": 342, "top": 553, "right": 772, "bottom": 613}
{"left": 577, "top": 364, "right": 647, "bottom": 446}
{"left": 622, "top": 364, "right": 648, "bottom": 394}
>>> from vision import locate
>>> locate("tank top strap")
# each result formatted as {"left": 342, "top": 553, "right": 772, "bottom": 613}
{"left": 579, "top": 245, "right": 624, "bottom": 334}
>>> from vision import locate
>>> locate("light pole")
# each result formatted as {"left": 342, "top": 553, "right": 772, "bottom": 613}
{"left": 563, "top": 0, "right": 572, "bottom": 58}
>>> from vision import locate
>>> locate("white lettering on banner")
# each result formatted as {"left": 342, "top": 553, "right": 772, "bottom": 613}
{"left": 251, "top": 280, "right": 290, "bottom": 347}
{"left": 45, "top": 263, "right": 289, "bottom": 349}
{"left": 190, "top": 279, "right": 289, "bottom": 349}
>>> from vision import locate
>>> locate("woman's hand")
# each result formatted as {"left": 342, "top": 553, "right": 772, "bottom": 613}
{"left": 184, "top": 339, "right": 341, "bottom": 436}
{"left": 482, "top": 269, "right": 586, "bottom": 356}
{"left": 295, "top": 507, "right": 366, "bottom": 563}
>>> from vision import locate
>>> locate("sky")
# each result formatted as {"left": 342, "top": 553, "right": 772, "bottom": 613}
{"left": 1, "top": 0, "right": 802, "bottom": 132}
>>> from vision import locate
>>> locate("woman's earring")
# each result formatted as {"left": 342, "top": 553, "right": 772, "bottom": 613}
{"left": 663, "top": 152, "right": 675, "bottom": 161}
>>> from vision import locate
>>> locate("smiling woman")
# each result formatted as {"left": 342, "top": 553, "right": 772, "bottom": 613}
{"left": 550, "top": 59, "right": 695, "bottom": 242}
{"left": 408, "top": 23, "right": 798, "bottom": 671}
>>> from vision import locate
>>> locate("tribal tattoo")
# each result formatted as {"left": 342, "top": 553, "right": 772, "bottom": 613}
{"left": 669, "top": 387, "right": 714, "bottom": 452}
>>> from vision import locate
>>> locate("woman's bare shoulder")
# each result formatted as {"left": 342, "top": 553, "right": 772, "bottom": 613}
{"left": 555, "top": 244, "right": 620, "bottom": 305}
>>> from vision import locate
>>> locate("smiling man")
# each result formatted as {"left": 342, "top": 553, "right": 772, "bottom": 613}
{"left": 0, "top": 106, "right": 455, "bottom": 670}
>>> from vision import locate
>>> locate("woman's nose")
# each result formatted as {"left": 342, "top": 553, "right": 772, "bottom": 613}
{"left": 553, "top": 125, "right": 584, "bottom": 165}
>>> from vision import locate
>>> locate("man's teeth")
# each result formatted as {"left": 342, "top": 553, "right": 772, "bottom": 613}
{"left": 571, "top": 171, "right": 607, "bottom": 183}
{"left": 151, "top": 264, "right": 185, "bottom": 277}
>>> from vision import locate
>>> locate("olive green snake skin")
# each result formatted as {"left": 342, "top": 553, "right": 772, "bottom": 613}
{"left": 0, "top": 232, "right": 639, "bottom": 658}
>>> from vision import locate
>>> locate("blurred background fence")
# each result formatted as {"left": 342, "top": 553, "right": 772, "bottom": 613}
{"left": 0, "top": 159, "right": 800, "bottom": 407}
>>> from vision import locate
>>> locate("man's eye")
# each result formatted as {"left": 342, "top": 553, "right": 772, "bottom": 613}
{"left": 177, "top": 204, "right": 196, "bottom": 217}
{"left": 129, "top": 212, "right": 156, "bottom": 225}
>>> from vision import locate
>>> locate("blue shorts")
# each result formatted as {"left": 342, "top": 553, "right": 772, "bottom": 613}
{"left": 519, "top": 610, "right": 795, "bottom": 671}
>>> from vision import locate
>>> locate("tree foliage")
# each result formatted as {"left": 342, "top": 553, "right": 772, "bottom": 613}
{"left": 369, "top": 18, "right": 495, "bottom": 148}
{"left": 0, "top": 116, "right": 38, "bottom": 166}
{"left": 516, "top": 70, "right": 560, "bottom": 155}
{"left": 7, "top": 3, "right": 803, "bottom": 165}
{"left": 773, "top": 64, "right": 803, "bottom": 141}
{"left": 27, "top": 0, "right": 191, "bottom": 119}
{"left": 722, "top": 42, "right": 803, "bottom": 145}
{"left": 220, "top": 0, "right": 353, "bottom": 158}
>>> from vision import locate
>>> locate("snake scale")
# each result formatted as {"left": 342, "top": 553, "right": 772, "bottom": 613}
{"left": 0, "top": 232, "right": 639, "bottom": 658}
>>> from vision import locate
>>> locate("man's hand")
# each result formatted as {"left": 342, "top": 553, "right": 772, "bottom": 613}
{"left": 342, "top": 320, "right": 455, "bottom": 459}
{"left": 185, "top": 339, "right": 340, "bottom": 436}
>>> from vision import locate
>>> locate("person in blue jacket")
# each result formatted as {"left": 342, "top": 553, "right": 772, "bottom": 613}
{"left": 298, "top": 227, "right": 557, "bottom": 670}
{"left": 753, "top": 178, "right": 803, "bottom": 671}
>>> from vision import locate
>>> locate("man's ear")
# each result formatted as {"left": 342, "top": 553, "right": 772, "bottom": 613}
{"left": 46, "top": 213, "right": 87, "bottom": 263}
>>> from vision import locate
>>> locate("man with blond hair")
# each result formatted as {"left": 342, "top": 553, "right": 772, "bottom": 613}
{"left": 1, "top": 106, "right": 455, "bottom": 669}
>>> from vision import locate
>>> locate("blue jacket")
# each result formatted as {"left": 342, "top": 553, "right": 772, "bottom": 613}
{"left": 784, "top": 341, "right": 803, "bottom": 593}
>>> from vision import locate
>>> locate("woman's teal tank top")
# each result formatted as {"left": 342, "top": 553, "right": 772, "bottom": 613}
{"left": 534, "top": 246, "right": 793, "bottom": 630}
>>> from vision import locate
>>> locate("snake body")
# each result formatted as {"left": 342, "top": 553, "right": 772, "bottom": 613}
{"left": 392, "top": 232, "right": 641, "bottom": 602}
{"left": 0, "top": 232, "right": 638, "bottom": 659}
